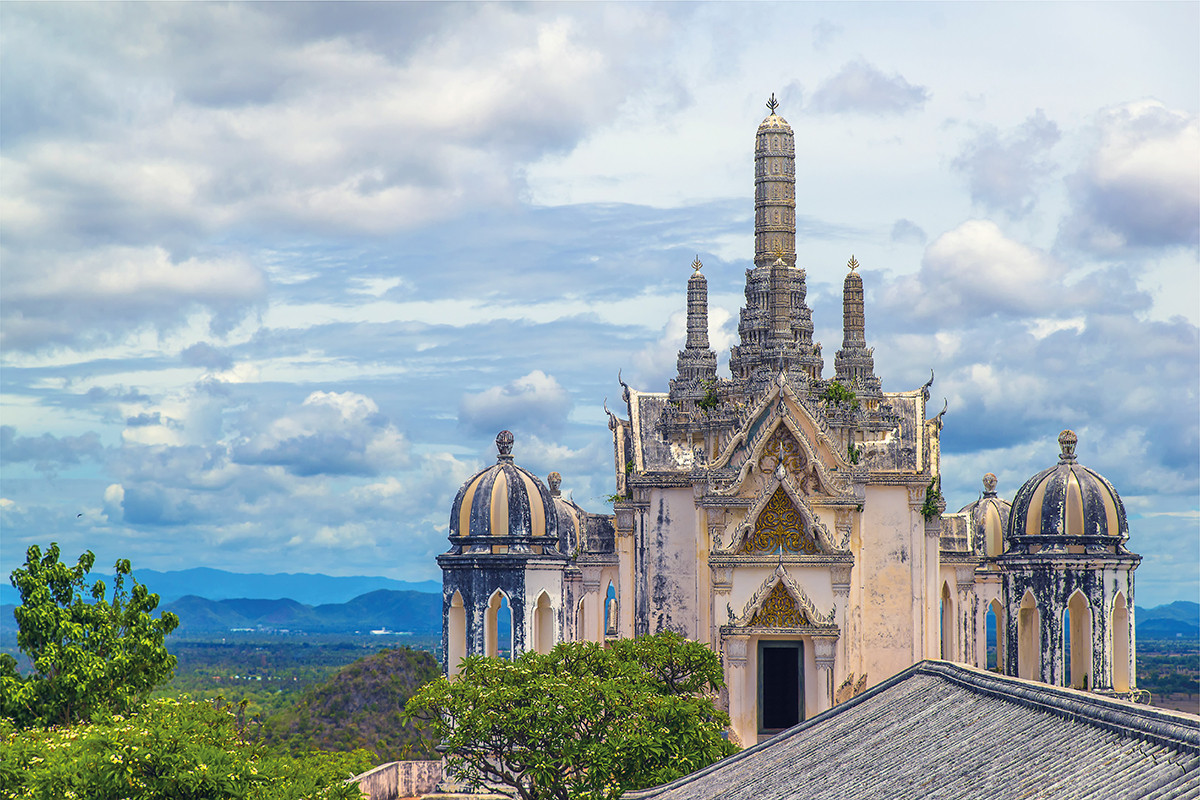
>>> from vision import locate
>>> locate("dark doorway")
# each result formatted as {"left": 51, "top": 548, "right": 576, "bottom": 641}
{"left": 758, "top": 641, "right": 803, "bottom": 735}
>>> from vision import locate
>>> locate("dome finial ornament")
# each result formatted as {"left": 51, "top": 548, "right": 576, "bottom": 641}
{"left": 847, "top": 255, "right": 859, "bottom": 272}
{"left": 496, "top": 430, "right": 515, "bottom": 461}
{"left": 692, "top": 255, "right": 703, "bottom": 273}
{"left": 766, "top": 93, "right": 779, "bottom": 113}
{"left": 982, "top": 472, "right": 998, "bottom": 496}
{"left": 1058, "top": 429, "right": 1078, "bottom": 463}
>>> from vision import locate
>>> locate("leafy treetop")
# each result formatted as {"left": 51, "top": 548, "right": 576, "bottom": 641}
{"left": 405, "top": 631, "right": 737, "bottom": 800}
{"left": 1, "top": 543, "right": 180, "bottom": 727}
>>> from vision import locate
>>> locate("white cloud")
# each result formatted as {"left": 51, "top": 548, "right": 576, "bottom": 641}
{"left": 952, "top": 110, "right": 1061, "bottom": 217}
{"left": 1061, "top": 100, "right": 1200, "bottom": 254}
{"left": 459, "top": 370, "right": 572, "bottom": 436}
{"left": 235, "top": 390, "right": 411, "bottom": 477}
{"left": 0, "top": 245, "right": 267, "bottom": 352}
{"left": 808, "top": 59, "right": 929, "bottom": 115}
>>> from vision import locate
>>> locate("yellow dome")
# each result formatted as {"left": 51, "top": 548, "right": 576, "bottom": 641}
{"left": 1008, "top": 431, "right": 1128, "bottom": 551}
{"left": 449, "top": 431, "right": 556, "bottom": 540}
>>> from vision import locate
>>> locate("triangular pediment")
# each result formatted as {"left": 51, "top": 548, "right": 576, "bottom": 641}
{"left": 731, "top": 566, "right": 836, "bottom": 627}
{"left": 711, "top": 378, "right": 853, "bottom": 501}
{"left": 726, "top": 478, "right": 841, "bottom": 554}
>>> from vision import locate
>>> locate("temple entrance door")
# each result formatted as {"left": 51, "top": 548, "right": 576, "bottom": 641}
{"left": 758, "top": 640, "right": 804, "bottom": 735}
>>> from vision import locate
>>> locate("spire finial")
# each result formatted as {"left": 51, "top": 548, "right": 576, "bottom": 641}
{"left": 692, "top": 255, "right": 703, "bottom": 272}
{"left": 1058, "top": 429, "right": 1078, "bottom": 463}
{"left": 766, "top": 93, "right": 779, "bottom": 113}
{"left": 496, "top": 430, "right": 514, "bottom": 461}
{"left": 847, "top": 255, "right": 859, "bottom": 272}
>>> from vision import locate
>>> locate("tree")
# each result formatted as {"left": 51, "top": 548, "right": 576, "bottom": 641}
{"left": 1, "top": 697, "right": 373, "bottom": 800}
{"left": 0, "top": 543, "right": 180, "bottom": 727}
{"left": 404, "top": 631, "right": 738, "bottom": 800}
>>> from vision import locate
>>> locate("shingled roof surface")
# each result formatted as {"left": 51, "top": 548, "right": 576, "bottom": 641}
{"left": 626, "top": 661, "right": 1200, "bottom": 800}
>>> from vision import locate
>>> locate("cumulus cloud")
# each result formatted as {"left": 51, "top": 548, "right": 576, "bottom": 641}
{"left": 1060, "top": 101, "right": 1199, "bottom": 254}
{"left": 234, "top": 391, "right": 410, "bottom": 476}
{"left": 880, "top": 220, "right": 1134, "bottom": 324}
{"left": 808, "top": 59, "right": 929, "bottom": 115}
{"left": 0, "top": 426, "right": 105, "bottom": 474}
{"left": 0, "top": 246, "right": 267, "bottom": 352}
{"left": 459, "top": 370, "right": 572, "bottom": 436}
{"left": 952, "top": 110, "right": 1061, "bottom": 216}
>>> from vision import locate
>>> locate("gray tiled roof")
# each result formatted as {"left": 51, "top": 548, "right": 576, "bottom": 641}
{"left": 626, "top": 661, "right": 1200, "bottom": 800}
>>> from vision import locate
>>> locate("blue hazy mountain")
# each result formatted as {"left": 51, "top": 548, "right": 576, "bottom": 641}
{"left": 0, "top": 568, "right": 439, "bottom": 607}
{"left": 157, "top": 589, "right": 443, "bottom": 635}
{"left": 1136, "top": 601, "right": 1200, "bottom": 640}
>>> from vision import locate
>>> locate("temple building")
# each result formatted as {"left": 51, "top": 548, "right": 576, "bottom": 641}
{"left": 438, "top": 96, "right": 1142, "bottom": 747}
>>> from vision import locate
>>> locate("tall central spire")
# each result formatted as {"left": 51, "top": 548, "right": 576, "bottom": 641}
{"left": 730, "top": 96, "right": 823, "bottom": 396}
{"left": 754, "top": 93, "right": 796, "bottom": 268}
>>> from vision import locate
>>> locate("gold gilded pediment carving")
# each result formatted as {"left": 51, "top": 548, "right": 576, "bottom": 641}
{"left": 758, "top": 425, "right": 806, "bottom": 474}
{"left": 749, "top": 582, "right": 809, "bottom": 627}
{"left": 738, "top": 487, "right": 821, "bottom": 554}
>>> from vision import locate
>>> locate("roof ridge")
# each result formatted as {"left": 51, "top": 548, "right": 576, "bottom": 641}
{"left": 914, "top": 661, "right": 1200, "bottom": 751}
{"left": 623, "top": 661, "right": 1200, "bottom": 798}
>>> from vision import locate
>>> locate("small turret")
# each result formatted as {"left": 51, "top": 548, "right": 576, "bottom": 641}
{"left": 833, "top": 256, "right": 882, "bottom": 397}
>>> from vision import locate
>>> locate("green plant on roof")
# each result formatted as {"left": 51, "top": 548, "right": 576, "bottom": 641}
{"left": 823, "top": 381, "right": 859, "bottom": 410}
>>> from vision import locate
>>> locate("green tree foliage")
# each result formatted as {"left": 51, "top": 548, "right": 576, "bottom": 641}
{"left": 405, "top": 631, "right": 737, "bottom": 800}
{"left": 263, "top": 646, "right": 442, "bottom": 762}
{"left": 0, "top": 697, "right": 373, "bottom": 800}
{"left": 1, "top": 544, "right": 180, "bottom": 727}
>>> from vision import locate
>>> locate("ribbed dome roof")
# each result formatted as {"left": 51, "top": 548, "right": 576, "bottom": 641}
{"left": 548, "top": 471, "right": 587, "bottom": 554}
{"left": 957, "top": 473, "right": 1011, "bottom": 557}
{"left": 449, "top": 431, "right": 557, "bottom": 540}
{"left": 1008, "top": 430, "right": 1128, "bottom": 550}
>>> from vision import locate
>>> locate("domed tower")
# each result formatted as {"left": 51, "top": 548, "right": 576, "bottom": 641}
{"left": 999, "top": 430, "right": 1140, "bottom": 695}
{"left": 438, "top": 431, "right": 565, "bottom": 674}
{"left": 958, "top": 473, "right": 1012, "bottom": 560}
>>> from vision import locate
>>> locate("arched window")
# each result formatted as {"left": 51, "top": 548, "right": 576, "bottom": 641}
{"left": 604, "top": 582, "right": 618, "bottom": 637}
{"left": 1112, "top": 593, "right": 1131, "bottom": 692}
{"left": 987, "top": 599, "right": 1003, "bottom": 671}
{"left": 533, "top": 592, "right": 554, "bottom": 655}
{"left": 1018, "top": 590, "right": 1041, "bottom": 681}
{"left": 447, "top": 591, "right": 466, "bottom": 676}
{"left": 485, "top": 590, "right": 513, "bottom": 659}
{"left": 940, "top": 582, "right": 955, "bottom": 661}
{"left": 575, "top": 597, "right": 587, "bottom": 642}
{"left": 1066, "top": 591, "right": 1093, "bottom": 690}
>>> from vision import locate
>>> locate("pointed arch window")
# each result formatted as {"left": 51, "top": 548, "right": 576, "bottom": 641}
{"left": 447, "top": 591, "right": 466, "bottom": 676}
{"left": 1112, "top": 593, "right": 1131, "bottom": 692}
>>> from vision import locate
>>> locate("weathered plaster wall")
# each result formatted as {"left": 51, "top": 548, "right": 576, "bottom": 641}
{"left": 857, "top": 485, "right": 918, "bottom": 684}
{"left": 639, "top": 488, "right": 700, "bottom": 638}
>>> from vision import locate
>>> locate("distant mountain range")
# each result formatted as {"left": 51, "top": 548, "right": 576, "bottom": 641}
{"left": 157, "top": 589, "right": 443, "bottom": 635}
{"left": 0, "top": 567, "right": 440, "bottom": 607}
{"left": 1136, "top": 601, "right": 1200, "bottom": 640}
{"left": 1, "top": 567, "right": 1194, "bottom": 641}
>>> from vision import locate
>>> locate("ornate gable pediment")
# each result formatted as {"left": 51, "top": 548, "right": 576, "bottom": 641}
{"left": 710, "top": 383, "right": 852, "bottom": 502}
{"left": 724, "top": 476, "right": 842, "bottom": 554}
{"left": 730, "top": 565, "right": 836, "bottom": 627}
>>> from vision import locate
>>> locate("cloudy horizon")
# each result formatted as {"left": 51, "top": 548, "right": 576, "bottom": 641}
{"left": 1, "top": 2, "right": 1196, "bottom": 607}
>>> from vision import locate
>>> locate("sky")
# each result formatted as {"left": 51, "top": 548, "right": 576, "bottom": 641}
{"left": 1, "top": 2, "right": 1197, "bottom": 607}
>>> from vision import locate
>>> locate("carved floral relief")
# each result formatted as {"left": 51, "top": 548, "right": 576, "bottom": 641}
{"left": 749, "top": 582, "right": 810, "bottom": 627}
{"left": 738, "top": 487, "right": 820, "bottom": 554}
